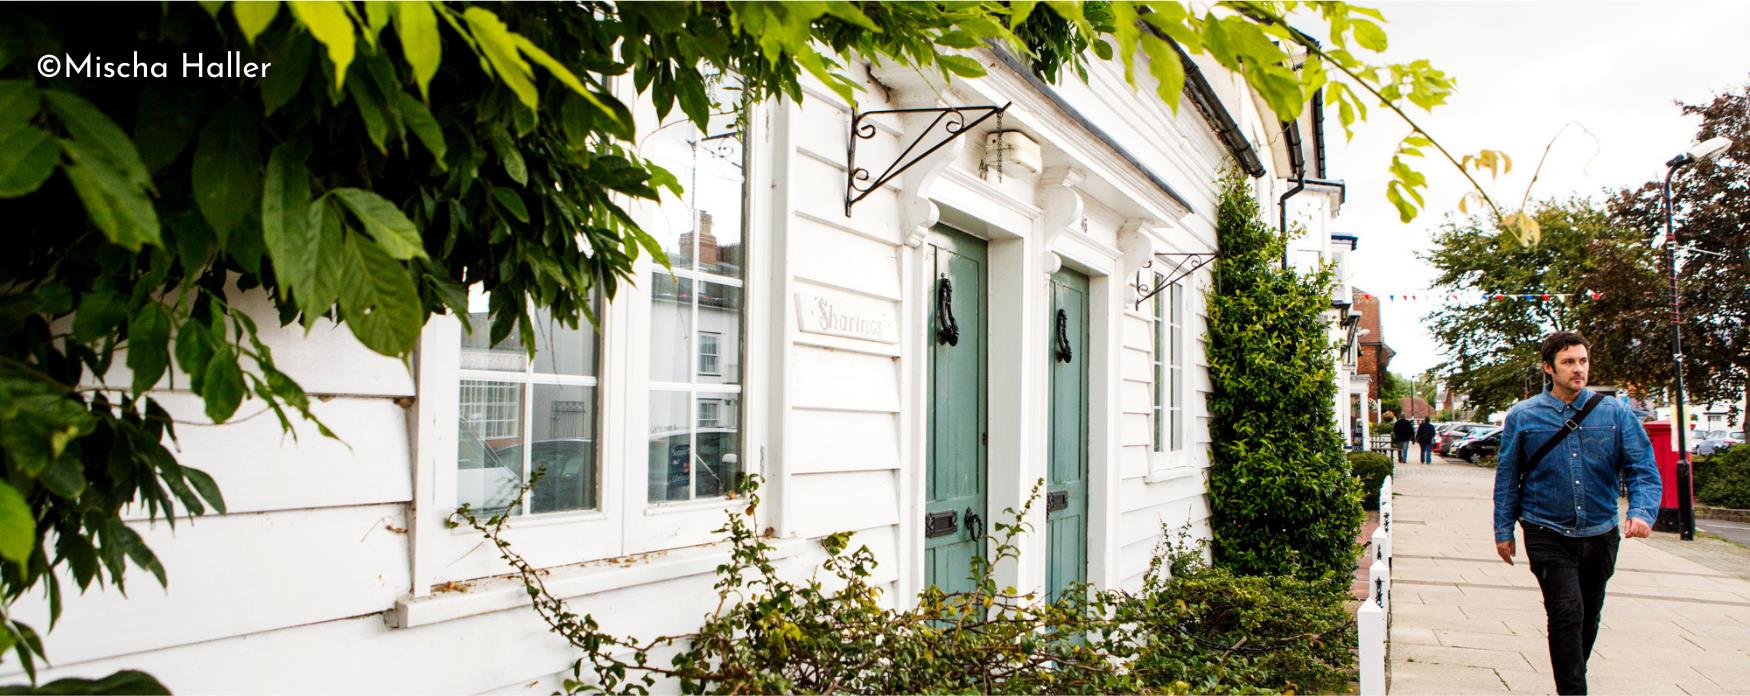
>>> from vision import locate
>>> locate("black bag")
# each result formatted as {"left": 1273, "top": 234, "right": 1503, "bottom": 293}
{"left": 1516, "top": 392, "right": 1606, "bottom": 485}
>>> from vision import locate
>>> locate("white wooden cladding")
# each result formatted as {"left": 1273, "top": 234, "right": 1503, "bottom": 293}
{"left": 8, "top": 45, "right": 1311, "bottom": 689}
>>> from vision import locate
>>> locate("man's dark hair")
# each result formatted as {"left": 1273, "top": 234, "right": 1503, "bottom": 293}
{"left": 1540, "top": 331, "right": 1590, "bottom": 367}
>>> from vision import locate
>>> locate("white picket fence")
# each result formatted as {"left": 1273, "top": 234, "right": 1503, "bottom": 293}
{"left": 1358, "top": 475, "right": 1393, "bottom": 695}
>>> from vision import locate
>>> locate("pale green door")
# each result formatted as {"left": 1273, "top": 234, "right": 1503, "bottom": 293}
{"left": 925, "top": 226, "right": 988, "bottom": 595}
{"left": 1047, "top": 268, "right": 1089, "bottom": 605}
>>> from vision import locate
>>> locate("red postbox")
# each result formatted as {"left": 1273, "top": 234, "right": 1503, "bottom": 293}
{"left": 1644, "top": 420, "right": 1692, "bottom": 532}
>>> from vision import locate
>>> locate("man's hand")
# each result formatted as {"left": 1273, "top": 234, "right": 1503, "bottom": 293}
{"left": 1624, "top": 517, "right": 1652, "bottom": 539}
{"left": 1496, "top": 539, "right": 1515, "bottom": 565}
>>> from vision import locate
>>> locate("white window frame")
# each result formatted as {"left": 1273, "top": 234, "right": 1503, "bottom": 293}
{"left": 408, "top": 91, "right": 772, "bottom": 594}
{"left": 1148, "top": 271, "right": 1189, "bottom": 475}
{"left": 698, "top": 331, "right": 722, "bottom": 376}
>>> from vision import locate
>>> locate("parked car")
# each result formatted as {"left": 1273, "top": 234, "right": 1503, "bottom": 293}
{"left": 1434, "top": 423, "right": 1492, "bottom": 455}
{"left": 1453, "top": 427, "right": 1502, "bottom": 463}
{"left": 494, "top": 438, "right": 597, "bottom": 513}
{"left": 1692, "top": 431, "right": 1742, "bottom": 457}
{"left": 648, "top": 427, "right": 740, "bottom": 502}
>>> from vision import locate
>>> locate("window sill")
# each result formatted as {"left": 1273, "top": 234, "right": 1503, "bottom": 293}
{"left": 389, "top": 537, "right": 810, "bottom": 629}
{"left": 1144, "top": 464, "right": 1200, "bottom": 484}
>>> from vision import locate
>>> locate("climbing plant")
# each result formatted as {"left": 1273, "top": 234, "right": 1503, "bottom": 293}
{"left": 1205, "top": 170, "right": 1364, "bottom": 583}
{"left": 0, "top": 0, "right": 1462, "bottom": 684}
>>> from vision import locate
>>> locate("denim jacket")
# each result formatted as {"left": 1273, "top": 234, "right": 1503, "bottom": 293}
{"left": 1492, "top": 387, "right": 1663, "bottom": 542}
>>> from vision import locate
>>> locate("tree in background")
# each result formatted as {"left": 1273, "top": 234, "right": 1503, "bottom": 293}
{"left": 1424, "top": 199, "right": 1639, "bottom": 415}
{"left": 1206, "top": 172, "right": 1362, "bottom": 584}
{"left": 1582, "top": 81, "right": 1750, "bottom": 418}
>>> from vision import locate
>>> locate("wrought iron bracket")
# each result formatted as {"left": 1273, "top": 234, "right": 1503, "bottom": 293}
{"left": 1134, "top": 252, "right": 1219, "bottom": 309}
{"left": 845, "top": 103, "right": 1010, "bottom": 216}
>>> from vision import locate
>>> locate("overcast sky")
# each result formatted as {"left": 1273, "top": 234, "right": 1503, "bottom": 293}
{"left": 1322, "top": 0, "right": 1750, "bottom": 378}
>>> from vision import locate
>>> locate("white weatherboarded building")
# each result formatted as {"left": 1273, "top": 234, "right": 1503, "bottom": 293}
{"left": 11, "top": 43, "right": 1330, "bottom": 692}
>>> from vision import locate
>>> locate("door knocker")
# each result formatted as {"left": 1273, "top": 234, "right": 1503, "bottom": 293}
{"left": 1054, "top": 309, "right": 1073, "bottom": 363}
{"left": 936, "top": 277, "right": 960, "bottom": 346}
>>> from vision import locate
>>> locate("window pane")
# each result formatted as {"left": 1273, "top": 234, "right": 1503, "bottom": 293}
{"left": 458, "top": 381, "right": 524, "bottom": 514}
{"left": 694, "top": 395, "right": 741, "bottom": 499}
{"left": 650, "top": 274, "right": 694, "bottom": 383}
{"left": 697, "top": 282, "right": 741, "bottom": 384}
{"left": 526, "top": 385, "right": 597, "bottom": 513}
{"left": 648, "top": 390, "right": 693, "bottom": 503}
{"left": 645, "top": 80, "right": 746, "bottom": 279}
{"left": 699, "top": 333, "right": 721, "bottom": 376}
{"left": 532, "top": 306, "right": 598, "bottom": 377}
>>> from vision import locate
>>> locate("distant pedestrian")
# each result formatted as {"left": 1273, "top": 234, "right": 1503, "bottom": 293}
{"left": 1393, "top": 414, "right": 1415, "bottom": 464}
{"left": 1493, "top": 331, "right": 1662, "bottom": 694}
{"left": 1417, "top": 418, "right": 1436, "bottom": 464}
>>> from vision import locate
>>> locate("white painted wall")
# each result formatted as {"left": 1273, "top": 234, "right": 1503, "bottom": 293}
{"left": 10, "top": 44, "right": 1272, "bottom": 692}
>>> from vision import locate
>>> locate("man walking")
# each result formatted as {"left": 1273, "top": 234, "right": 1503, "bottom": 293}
{"left": 1393, "top": 413, "right": 1415, "bottom": 464}
{"left": 1493, "top": 331, "right": 1662, "bottom": 694}
{"left": 1417, "top": 417, "right": 1436, "bottom": 464}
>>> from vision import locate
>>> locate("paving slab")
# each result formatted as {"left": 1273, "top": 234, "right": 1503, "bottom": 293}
{"left": 1386, "top": 453, "right": 1750, "bottom": 694}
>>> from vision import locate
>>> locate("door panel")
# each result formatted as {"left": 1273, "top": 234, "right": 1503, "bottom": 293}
{"left": 925, "top": 226, "right": 988, "bottom": 595}
{"left": 1047, "top": 269, "right": 1089, "bottom": 605}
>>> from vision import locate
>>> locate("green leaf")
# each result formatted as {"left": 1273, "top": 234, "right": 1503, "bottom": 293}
{"left": 289, "top": 1, "right": 357, "bottom": 89}
{"left": 43, "top": 91, "right": 152, "bottom": 192}
{"left": 346, "top": 78, "right": 389, "bottom": 153}
{"left": 181, "top": 466, "right": 227, "bottom": 515}
{"left": 491, "top": 187, "right": 529, "bottom": 223}
{"left": 59, "top": 141, "right": 163, "bottom": 250}
{"left": 201, "top": 347, "right": 246, "bottom": 423}
{"left": 0, "top": 123, "right": 57, "bottom": 199}
{"left": 134, "top": 84, "right": 202, "bottom": 175}
{"left": 0, "top": 670, "right": 172, "bottom": 695}
{"left": 0, "top": 80, "right": 40, "bottom": 125}
{"left": 192, "top": 105, "right": 263, "bottom": 237}
{"left": 126, "top": 303, "right": 172, "bottom": 393}
{"left": 1009, "top": 0, "right": 1039, "bottom": 28}
{"left": 362, "top": 1, "right": 393, "bottom": 46}
{"left": 1140, "top": 31, "right": 1187, "bottom": 112}
{"left": 175, "top": 321, "right": 216, "bottom": 393}
{"left": 0, "top": 481, "right": 33, "bottom": 564}
{"left": 395, "top": 92, "right": 446, "bottom": 164}
{"left": 299, "top": 200, "right": 346, "bottom": 317}
{"left": 936, "top": 54, "right": 985, "bottom": 79}
{"left": 1351, "top": 19, "right": 1388, "bottom": 52}
{"left": 39, "top": 456, "right": 86, "bottom": 500}
{"left": 488, "top": 129, "right": 527, "bottom": 186}
{"left": 260, "top": 31, "right": 314, "bottom": 115}
{"left": 336, "top": 233, "right": 422, "bottom": 355}
{"left": 72, "top": 284, "right": 126, "bottom": 343}
{"left": 464, "top": 7, "right": 539, "bottom": 110}
{"left": 262, "top": 142, "right": 316, "bottom": 301}
{"left": 333, "top": 188, "right": 426, "bottom": 260}
{"left": 234, "top": 0, "right": 281, "bottom": 45}
{"left": 109, "top": 523, "right": 165, "bottom": 589}
{"left": 395, "top": 1, "right": 442, "bottom": 102}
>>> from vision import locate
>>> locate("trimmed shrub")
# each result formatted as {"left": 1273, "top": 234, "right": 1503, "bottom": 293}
{"left": 1698, "top": 445, "right": 1750, "bottom": 510}
{"left": 1205, "top": 171, "right": 1364, "bottom": 584}
{"left": 1348, "top": 451, "right": 1394, "bottom": 509}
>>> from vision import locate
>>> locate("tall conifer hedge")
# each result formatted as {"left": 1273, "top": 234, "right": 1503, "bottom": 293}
{"left": 1205, "top": 173, "right": 1363, "bottom": 583}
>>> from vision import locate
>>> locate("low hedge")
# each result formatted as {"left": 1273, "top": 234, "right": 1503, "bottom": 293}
{"left": 1697, "top": 445, "right": 1750, "bottom": 510}
{"left": 1348, "top": 451, "right": 1393, "bottom": 510}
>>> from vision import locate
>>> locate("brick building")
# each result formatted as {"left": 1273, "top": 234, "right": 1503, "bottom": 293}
{"left": 1353, "top": 287, "right": 1394, "bottom": 401}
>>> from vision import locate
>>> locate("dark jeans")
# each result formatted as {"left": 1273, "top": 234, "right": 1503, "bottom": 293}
{"left": 1394, "top": 441, "right": 1409, "bottom": 463}
{"left": 1522, "top": 522, "right": 1620, "bottom": 695}
{"left": 1418, "top": 442, "right": 1433, "bottom": 463}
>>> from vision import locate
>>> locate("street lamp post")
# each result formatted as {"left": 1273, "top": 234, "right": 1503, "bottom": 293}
{"left": 1661, "top": 135, "right": 1732, "bottom": 542}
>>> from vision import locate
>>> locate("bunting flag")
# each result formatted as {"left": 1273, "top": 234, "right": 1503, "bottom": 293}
{"left": 1353, "top": 291, "right": 1604, "bottom": 302}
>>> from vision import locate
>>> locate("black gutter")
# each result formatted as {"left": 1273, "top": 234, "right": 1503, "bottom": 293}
{"left": 1330, "top": 233, "right": 1359, "bottom": 250}
{"left": 990, "top": 47, "right": 1196, "bottom": 214}
{"left": 1278, "top": 119, "right": 1306, "bottom": 269}
{"left": 1149, "top": 29, "right": 1266, "bottom": 177}
{"left": 1301, "top": 176, "right": 1346, "bottom": 204}
{"left": 1311, "top": 88, "right": 1328, "bottom": 178}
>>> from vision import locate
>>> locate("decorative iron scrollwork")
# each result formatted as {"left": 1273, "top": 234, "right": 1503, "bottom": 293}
{"left": 845, "top": 103, "right": 1010, "bottom": 216}
{"left": 1134, "top": 252, "right": 1220, "bottom": 309}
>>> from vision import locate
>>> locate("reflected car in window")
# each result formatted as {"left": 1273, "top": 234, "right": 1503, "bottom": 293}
{"left": 648, "top": 427, "right": 740, "bottom": 503}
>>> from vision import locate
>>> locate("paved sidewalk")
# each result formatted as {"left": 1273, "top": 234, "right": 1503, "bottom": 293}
{"left": 1388, "top": 448, "right": 1750, "bottom": 694}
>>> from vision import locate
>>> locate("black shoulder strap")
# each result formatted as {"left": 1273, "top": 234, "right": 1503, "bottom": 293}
{"left": 1517, "top": 392, "right": 1607, "bottom": 484}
